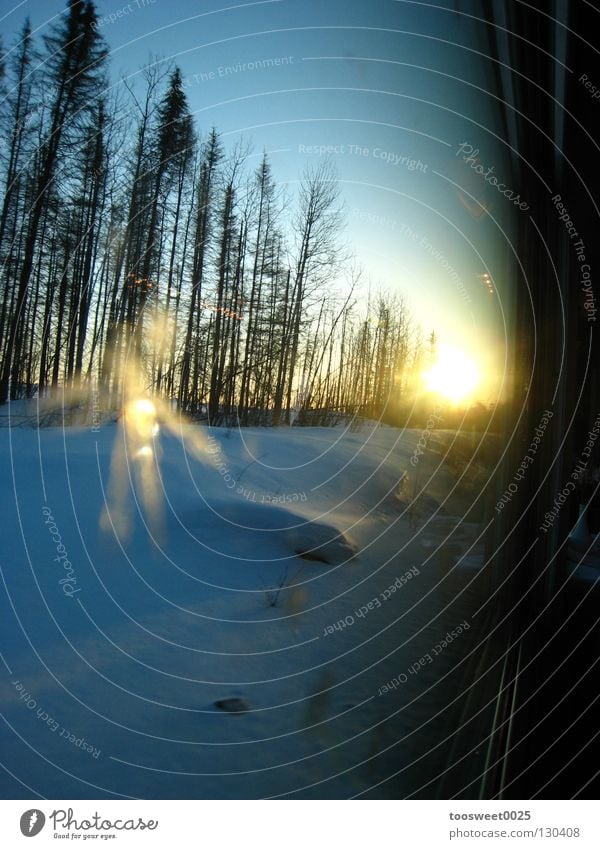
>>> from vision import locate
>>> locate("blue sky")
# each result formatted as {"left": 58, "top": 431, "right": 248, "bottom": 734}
{"left": 1, "top": 0, "right": 517, "bottom": 401}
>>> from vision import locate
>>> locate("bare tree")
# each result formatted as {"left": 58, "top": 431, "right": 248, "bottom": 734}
{"left": 273, "top": 160, "right": 345, "bottom": 424}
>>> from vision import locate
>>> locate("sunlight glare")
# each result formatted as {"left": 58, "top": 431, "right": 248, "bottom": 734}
{"left": 100, "top": 341, "right": 213, "bottom": 540}
{"left": 422, "top": 344, "right": 479, "bottom": 403}
{"left": 126, "top": 398, "right": 160, "bottom": 440}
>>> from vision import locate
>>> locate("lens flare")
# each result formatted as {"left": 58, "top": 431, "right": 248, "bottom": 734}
{"left": 99, "top": 326, "right": 214, "bottom": 540}
{"left": 126, "top": 398, "right": 160, "bottom": 440}
{"left": 100, "top": 361, "right": 164, "bottom": 538}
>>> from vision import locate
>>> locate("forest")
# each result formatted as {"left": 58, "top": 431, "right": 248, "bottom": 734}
{"left": 0, "top": 0, "right": 425, "bottom": 427}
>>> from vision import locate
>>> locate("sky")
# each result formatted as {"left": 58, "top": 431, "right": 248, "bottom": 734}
{"left": 0, "top": 0, "right": 518, "bottom": 402}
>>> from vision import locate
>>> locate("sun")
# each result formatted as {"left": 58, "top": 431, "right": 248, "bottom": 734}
{"left": 422, "top": 344, "right": 479, "bottom": 403}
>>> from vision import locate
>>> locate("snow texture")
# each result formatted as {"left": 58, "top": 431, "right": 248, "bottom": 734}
{"left": 0, "top": 418, "right": 486, "bottom": 799}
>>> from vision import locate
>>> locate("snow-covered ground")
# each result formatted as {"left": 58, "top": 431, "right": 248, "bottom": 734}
{"left": 0, "top": 416, "right": 489, "bottom": 799}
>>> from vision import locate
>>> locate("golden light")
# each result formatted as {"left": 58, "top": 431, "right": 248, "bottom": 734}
{"left": 100, "top": 332, "right": 211, "bottom": 541}
{"left": 126, "top": 398, "right": 160, "bottom": 440}
{"left": 422, "top": 344, "right": 479, "bottom": 403}
{"left": 133, "top": 399, "right": 155, "bottom": 415}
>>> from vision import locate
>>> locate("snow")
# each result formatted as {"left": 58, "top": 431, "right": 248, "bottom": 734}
{"left": 0, "top": 417, "right": 487, "bottom": 799}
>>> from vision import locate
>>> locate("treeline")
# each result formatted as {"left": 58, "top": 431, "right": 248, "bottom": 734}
{"left": 0, "top": 1, "right": 421, "bottom": 425}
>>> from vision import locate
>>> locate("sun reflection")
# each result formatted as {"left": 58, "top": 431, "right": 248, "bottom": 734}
{"left": 99, "top": 320, "right": 216, "bottom": 540}
{"left": 126, "top": 398, "right": 160, "bottom": 441}
{"left": 422, "top": 344, "right": 479, "bottom": 403}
